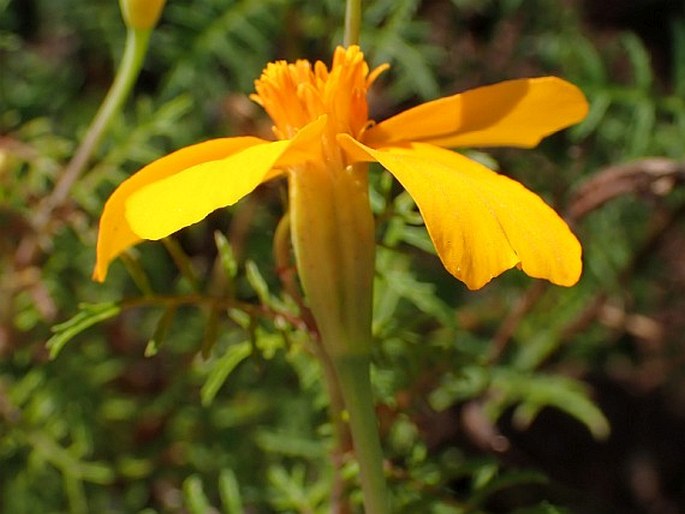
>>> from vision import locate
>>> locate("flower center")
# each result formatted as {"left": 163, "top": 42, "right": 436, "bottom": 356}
{"left": 251, "top": 46, "right": 387, "bottom": 141}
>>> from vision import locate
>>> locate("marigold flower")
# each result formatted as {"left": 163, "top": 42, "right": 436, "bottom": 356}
{"left": 94, "top": 46, "right": 587, "bottom": 291}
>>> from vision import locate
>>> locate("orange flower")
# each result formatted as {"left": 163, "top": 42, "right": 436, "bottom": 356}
{"left": 94, "top": 45, "right": 587, "bottom": 290}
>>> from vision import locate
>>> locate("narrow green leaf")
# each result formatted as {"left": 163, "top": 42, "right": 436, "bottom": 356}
{"left": 572, "top": 91, "right": 611, "bottom": 139}
{"left": 629, "top": 100, "right": 656, "bottom": 157}
{"left": 622, "top": 32, "right": 652, "bottom": 90}
{"left": 183, "top": 475, "right": 211, "bottom": 514}
{"left": 380, "top": 265, "right": 452, "bottom": 326}
{"left": 145, "top": 306, "right": 177, "bottom": 357}
{"left": 214, "top": 231, "right": 238, "bottom": 279}
{"left": 64, "top": 473, "right": 88, "bottom": 514}
{"left": 47, "top": 303, "right": 121, "bottom": 359}
{"left": 245, "top": 260, "right": 270, "bottom": 305}
{"left": 162, "top": 237, "right": 198, "bottom": 290}
{"left": 254, "top": 429, "right": 325, "bottom": 458}
{"left": 218, "top": 468, "right": 244, "bottom": 514}
{"left": 469, "top": 469, "right": 548, "bottom": 509}
{"left": 120, "top": 252, "right": 153, "bottom": 296}
{"left": 227, "top": 308, "right": 251, "bottom": 329}
{"left": 428, "top": 366, "right": 490, "bottom": 411}
{"left": 572, "top": 33, "right": 606, "bottom": 85}
{"left": 201, "top": 341, "right": 252, "bottom": 406}
{"left": 490, "top": 370, "right": 611, "bottom": 440}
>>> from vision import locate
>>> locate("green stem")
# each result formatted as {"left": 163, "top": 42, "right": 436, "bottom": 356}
{"left": 49, "top": 28, "right": 151, "bottom": 210}
{"left": 344, "top": 0, "right": 362, "bottom": 47}
{"left": 15, "top": 27, "right": 153, "bottom": 268}
{"left": 333, "top": 354, "right": 390, "bottom": 514}
{"left": 317, "top": 342, "right": 354, "bottom": 513}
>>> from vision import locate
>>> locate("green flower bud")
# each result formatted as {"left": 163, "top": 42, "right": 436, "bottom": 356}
{"left": 119, "top": 0, "right": 166, "bottom": 30}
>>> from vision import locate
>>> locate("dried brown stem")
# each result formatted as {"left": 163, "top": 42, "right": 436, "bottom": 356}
{"left": 491, "top": 158, "right": 685, "bottom": 361}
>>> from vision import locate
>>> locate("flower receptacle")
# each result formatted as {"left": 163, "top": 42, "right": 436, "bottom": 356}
{"left": 288, "top": 162, "right": 375, "bottom": 358}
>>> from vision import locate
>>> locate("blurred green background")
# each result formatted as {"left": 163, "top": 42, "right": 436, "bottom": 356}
{"left": 2, "top": 0, "right": 685, "bottom": 512}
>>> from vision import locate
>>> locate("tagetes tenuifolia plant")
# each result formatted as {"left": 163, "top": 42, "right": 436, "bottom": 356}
{"left": 94, "top": 46, "right": 587, "bottom": 292}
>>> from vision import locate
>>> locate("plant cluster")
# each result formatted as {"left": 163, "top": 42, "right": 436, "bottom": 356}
{"left": 2, "top": 1, "right": 685, "bottom": 513}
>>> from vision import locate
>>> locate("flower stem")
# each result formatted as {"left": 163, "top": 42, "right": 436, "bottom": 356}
{"left": 15, "top": 27, "right": 153, "bottom": 269}
{"left": 49, "top": 28, "right": 151, "bottom": 210}
{"left": 333, "top": 354, "right": 390, "bottom": 514}
{"left": 344, "top": 0, "right": 362, "bottom": 47}
{"left": 288, "top": 159, "right": 383, "bottom": 511}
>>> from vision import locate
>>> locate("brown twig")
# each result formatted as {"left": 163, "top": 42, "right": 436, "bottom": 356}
{"left": 560, "top": 200, "right": 685, "bottom": 344}
{"left": 568, "top": 158, "right": 685, "bottom": 220}
{"left": 491, "top": 158, "right": 685, "bottom": 362}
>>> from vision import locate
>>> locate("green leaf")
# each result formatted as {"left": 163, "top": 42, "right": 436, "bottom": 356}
{"left": 245, "top": 260, "right": 270, "bottom": 305}
{"left": 429, "top": 366, "right": 490, "bottom": 411}
{"left": 572, "top": 91, "right": 611, "bottom": 139}
{"left": 120, "top": 252, "right": 154, "bottom": 296}
{"left": 183, "top": 475, "right": 212, "bottom": 514}
{"left": 254, "top": 429, "right": 325, "bottom": 459}
{"left": 201, "top": 341, "right": 252, "bottom": 406}
{"left": 374, "top": 249, "right": 452, "bottom": 327}
{"left": 214, "top": 231, "right": 238, "bottom": 279}
{"left": 267, "top": 463, "right": 328, "bottom": 511}
{"left": 489, "top": 370, "right": 611, "bottom": 440}
{"left": 629, "top": 100, "right": 656, "bottom": 157}
{"left": 469, "top": 469, "right": 548, "bottom": 509}
{"left": 145, "top": 306, "right": 177, "bottom": 357}
{"left": 218, "top": 468, "right": 244, "bottom": 514}
{"left": 47, "top": 303, "right": 121, "bottom": 359}
{"left": 162, "top": 237, "right": 198, "bottom": 290}
{"left": 622, "top": 32, "right": 652, "bottom": 90}
{"left": 574, "top": 34, "right": 606, "bottom": 84}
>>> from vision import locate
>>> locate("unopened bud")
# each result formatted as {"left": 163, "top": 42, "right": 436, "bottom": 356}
{"left": 119, "top": 0, "right": 166, "bottom": 30}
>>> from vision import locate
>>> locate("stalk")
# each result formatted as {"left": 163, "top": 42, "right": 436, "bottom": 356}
{"left": 344, "top": 0, "right": 362, "bottom": 47}
{"left": 15, "top": 19, "right": 158, "bottom": 270}
{"left": 333, "top": 354, "right": 389, "bottom": 514}
{"left": 48, "top": 28, "right": 151, "bottom": 214}
{"left": 289, "top": 161, "right": 389, "bottom": 513}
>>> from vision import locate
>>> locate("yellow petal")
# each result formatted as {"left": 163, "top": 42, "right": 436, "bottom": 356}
{"left": 94, "top": 136, "right": 265, "bottom": 282}
{"left": 339, "top": 136, "right": 582, "bottom": 289}
{"left": 125, "top": 116, "right": 326, "bottom": 243}
{"left": 364, "top": 77, "right": 588, "bottom": 149}
{"left": 125, "top": 140, "right": 290, "bottom": 240}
